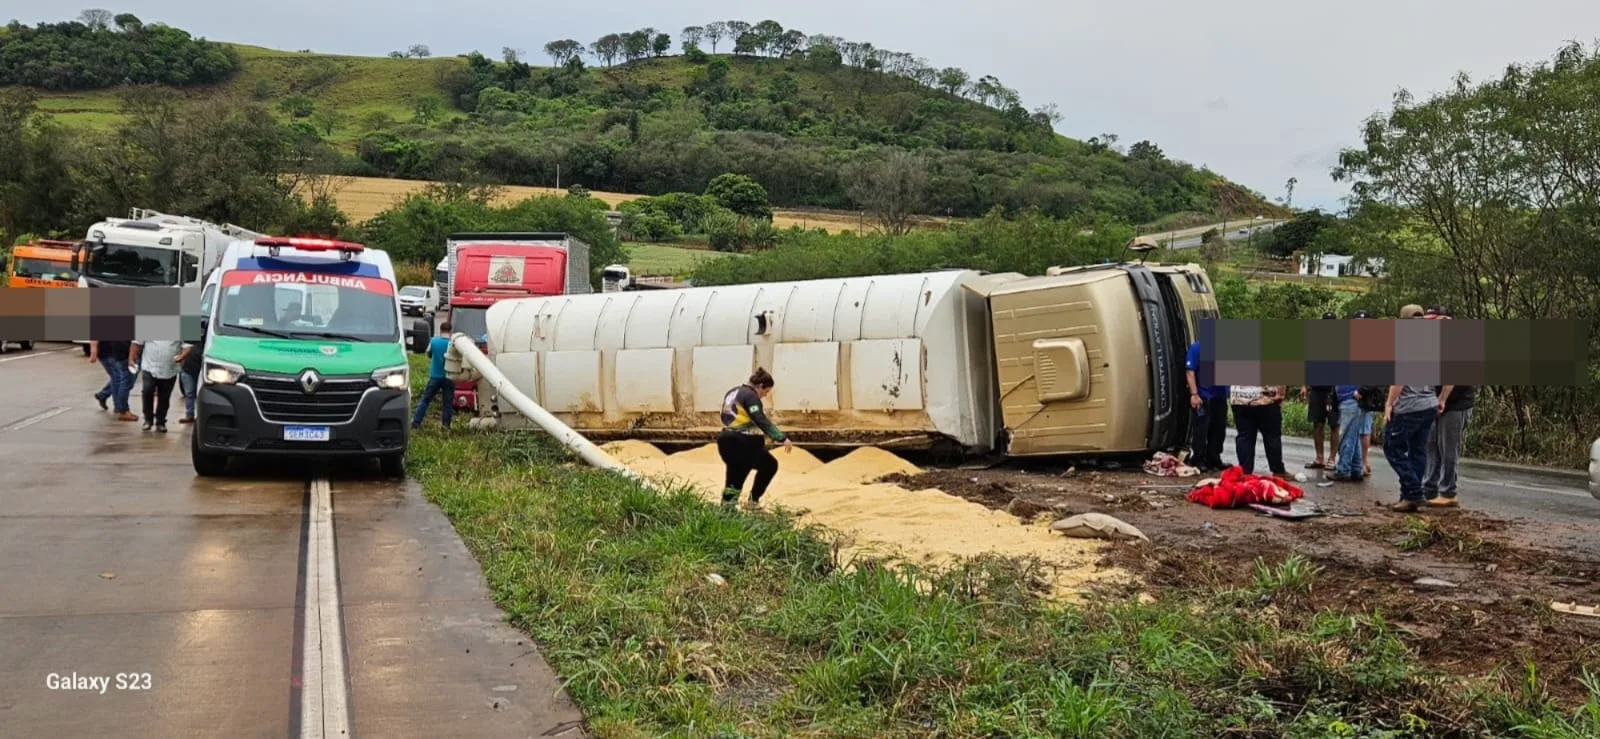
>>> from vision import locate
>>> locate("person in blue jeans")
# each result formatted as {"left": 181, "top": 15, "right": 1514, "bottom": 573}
{"left": 1332, "top": 385, "right": 1368, "bottom": 482}
{"left": 1382, "top": 384, "right": 1438, "bottom": 511}
{"left": 89, "top": 339, "right": 138, "bottom": 421}
{"left": 411, "top": 321, "right": 455, "bottom": 430}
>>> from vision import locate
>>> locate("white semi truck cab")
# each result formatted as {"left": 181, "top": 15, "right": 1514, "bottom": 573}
{"left": 73, "top": 209, "right": 263, "bottom": 289}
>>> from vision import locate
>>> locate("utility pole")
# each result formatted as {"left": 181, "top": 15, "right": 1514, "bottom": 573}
{"left": 556, "top": 164, "right": 561, "bottom": 192}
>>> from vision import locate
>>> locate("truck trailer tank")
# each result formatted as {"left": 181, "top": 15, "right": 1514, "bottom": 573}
{"left": 481, "top": 263, "right": 1217, "bottom": 457}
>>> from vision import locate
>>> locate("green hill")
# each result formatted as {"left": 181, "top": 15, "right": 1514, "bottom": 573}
{"left": 10, "top": 23, "right": 1280, "bottom": 225}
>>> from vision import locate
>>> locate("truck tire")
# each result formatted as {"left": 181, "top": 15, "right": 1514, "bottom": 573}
{"left": 379, "top": 453, "right": 406, "bottom": 480}
{"left": 191, "top": 432, "right": 228, "bottom": 477}
{"left": 20, "top": 340, "right": 33, "bottom": 351}
{"left": 81, "top": 343, "right": 92, "bottom": 356}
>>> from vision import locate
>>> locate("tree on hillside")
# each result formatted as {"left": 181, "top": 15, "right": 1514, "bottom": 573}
{"left": 1261, "top": 209, "right": 1335, "bottom": 257}
{"left": 935, "top": 68, "right": 969, "bottom": 96}
{"left": 702, "top": 22, "right": 728, "bottom": 53}
{"left": 407, "top": 44, "right": 431, "bottom": 58}
{"left": 733, "top": 32, "right": 759, "bottom": 56}
{"left": 752, "top": 20, "right": 784, "bottom": 56}
{"left": 725, "top": 21, "right": 751, "bottom": 48}
{"left": 775, "top": 30, "right": 807, "bottom": 58}
{"left": 652, "top": 33, "right": 672, "bottom": 57}
{"left": 113, "top": 13, "right": 142, "bottom": 32}
{"left": 78, "top": 9, "right": 113, "bottom": 30}
{"left": 388, "top": 51, "right": 405, "bottom": 59}
{"left": 849, "top": 150, "right": 930, "bottom": 236}
{"left": 1128, "top": 140, "right": 1164, "bottom": 161}
{"left": 1283, "top": 177, "right": 1297, "bottom": 208}
{"left": 501, "top": 47, "right": 522, "bottom": 64}
{"left": 805, "top": 36, "right": 843, "bottom": 70}
{"left": 681, "top": 26, "right": 703, "bottom": 50}
{"left": 544, "top": 39, "right": 582, "bottom": 66}
{"left": 591, "top": 34, "right": 622, "bottom": 66}
{"left": 622, "top": 30, "right": 651, "bottom": 63}
{"left": 706, "top": 173, "right": 772, "bottom": 220}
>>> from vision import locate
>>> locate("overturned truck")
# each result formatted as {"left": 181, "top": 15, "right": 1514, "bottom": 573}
{"left": 479, "top": 262, "right": 1218, "bottom": 457}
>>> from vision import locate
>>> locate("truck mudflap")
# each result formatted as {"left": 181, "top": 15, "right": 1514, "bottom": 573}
{"left": 1119, "top": 264, "right": 1185, "bottom": 452}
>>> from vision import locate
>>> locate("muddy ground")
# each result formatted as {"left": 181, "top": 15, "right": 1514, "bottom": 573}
{"left": 882, "top": 460, "right": 1600, "bottom": 704}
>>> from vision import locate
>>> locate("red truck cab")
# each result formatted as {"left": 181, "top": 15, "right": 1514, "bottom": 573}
{"left": 447, "top": 244, "right": 571, "bottom": 413}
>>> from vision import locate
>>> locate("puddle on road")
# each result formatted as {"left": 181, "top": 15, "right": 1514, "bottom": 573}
{"left": 603, "top": 440, "right": 1125, "bottom": 599}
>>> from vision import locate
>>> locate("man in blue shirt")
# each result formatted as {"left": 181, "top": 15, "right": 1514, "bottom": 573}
{"left": 411, "top": 321, "right": 455, "bottom": 430}
{"left": 1185, "top": 339, "right": 1229, "bottom": 472}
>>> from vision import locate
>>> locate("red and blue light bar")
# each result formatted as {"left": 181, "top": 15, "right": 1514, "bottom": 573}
{"left": 254, "top": 236, "right": 366, "bottom": 261}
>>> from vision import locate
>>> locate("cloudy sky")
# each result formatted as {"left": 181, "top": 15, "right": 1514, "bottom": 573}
{"left": 5, "top": 1, "right": 1596, "bottom": 210}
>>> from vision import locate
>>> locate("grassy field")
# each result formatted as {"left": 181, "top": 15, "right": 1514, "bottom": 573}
{"left": 319, "top": 175, "right": 877, "bottom": 234}
{"left": 624, "top": 242, "right": 734, "bottom": 277}
{"left": 24, "top": 45, "right": 464, "bottom": 142}
{"left": 399, "top": 371, "right": 1599, "bottom": 737}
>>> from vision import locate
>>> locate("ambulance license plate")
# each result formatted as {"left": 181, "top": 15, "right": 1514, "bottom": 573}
{"left": 284, "top": 426, "right": 331, "bottom": 442}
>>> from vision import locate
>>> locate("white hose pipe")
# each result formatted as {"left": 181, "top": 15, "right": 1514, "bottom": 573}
{"left": 447, "top": 334, "right": 661, "bottom": 490}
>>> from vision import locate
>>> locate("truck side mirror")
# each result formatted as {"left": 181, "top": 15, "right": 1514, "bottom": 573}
{"left": 406, "top": 319, "right": 430, "bottom": 354}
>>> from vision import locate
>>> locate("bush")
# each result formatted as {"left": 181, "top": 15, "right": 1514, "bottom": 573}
{"left": 622, "top": 211, "right": 681, "bottom": 242}
{"left": 705, "top": 173, "right": 773, "bottom": 220}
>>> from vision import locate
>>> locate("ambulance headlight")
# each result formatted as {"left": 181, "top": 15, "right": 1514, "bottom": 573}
{"left": 204, "top": 359, "right": 244, "bottom": 385}
{"left": 372, "top": 365, "right": 409, "bottom": 390}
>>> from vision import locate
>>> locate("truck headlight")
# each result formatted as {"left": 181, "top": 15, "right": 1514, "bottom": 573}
{"left": 372, "top": 365, "right": 409, "bottom": 390}
{"left": 204, "top": 359, "right": 244, "bottom": 385}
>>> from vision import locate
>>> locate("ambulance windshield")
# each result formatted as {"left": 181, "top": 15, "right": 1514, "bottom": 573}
{"left": 214, "top": 270, "right": 399, "bottom": 342}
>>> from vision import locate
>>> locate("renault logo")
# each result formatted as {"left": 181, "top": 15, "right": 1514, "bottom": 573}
{"left": 298, "top": 369, "right": 322, "bottom": 394}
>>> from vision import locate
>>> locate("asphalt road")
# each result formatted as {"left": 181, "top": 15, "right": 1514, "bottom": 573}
{"left": 1158, "top": 221, "right": 1281, "bottom": 250}
{"left": 0, "top": 344, "right": 583, "bottom": 737}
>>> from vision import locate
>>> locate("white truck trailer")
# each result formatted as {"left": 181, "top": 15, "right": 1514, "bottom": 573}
{"left": 478, "top": 261, "right": 1218, "bottom": 458}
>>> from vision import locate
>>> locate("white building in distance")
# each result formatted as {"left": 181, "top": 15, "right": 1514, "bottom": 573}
{"left": 1298, "top": 253, "right": 1384, "bottom": 278}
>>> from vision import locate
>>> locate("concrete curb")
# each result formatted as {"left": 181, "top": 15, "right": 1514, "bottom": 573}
{"left": 1227, "top": 429, "right": 1588, "bottom": 484}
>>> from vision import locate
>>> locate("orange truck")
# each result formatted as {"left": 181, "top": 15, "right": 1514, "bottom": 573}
{"left": 6, "top": 240, "right": 80, "bottom": 288}
{"left": 3, "top": 239, "right": 85, "bottom": 354}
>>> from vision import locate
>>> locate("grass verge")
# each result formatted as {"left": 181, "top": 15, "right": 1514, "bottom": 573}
{"left": 405, "top": 420, "right": 1600, "bottom": 737}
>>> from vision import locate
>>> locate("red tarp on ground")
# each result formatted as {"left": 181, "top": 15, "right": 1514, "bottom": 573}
{"left": 1187, "top": 466, "right": 1305, "bottom": 509}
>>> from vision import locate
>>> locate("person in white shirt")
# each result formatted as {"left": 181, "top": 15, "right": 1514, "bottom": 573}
{"left": 130, "top": 340, "right": 183, "bottom": 433}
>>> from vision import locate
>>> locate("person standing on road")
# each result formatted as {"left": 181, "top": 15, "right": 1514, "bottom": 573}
{"left": 411, "top": 321, "right": 456, "bottom": 430}
{"left": 717, "top": 368, "right": 793, "bottom": 510}
{"left": 130, "top": 339, "right": 182, "bottom": 432}
{"left": 1421, "top": 307, "right": 1470, "bottom": 506}
{"left": 174, "top": 340, "right": 203, "bottom": 424}
{"left": 1185, "top": 338, "right": 1228, "bottom": 472}
{"left": 1422, "top": 383, "right": 1473, "bottom": 506}
{"left": 1383, "top": 305, "right": 1436, "bottom": 511}
{"left": 1331, "top": 384, "right": 1368, "bottom": 482}
{"left": 1229, "top": 383, "right": 1289, "bottom": 477}
{"left": 89, "top": 339, "right": 138, "bottom": 422}
{"left": 1302, "top": 311, "right": 1342, "bottom": 471}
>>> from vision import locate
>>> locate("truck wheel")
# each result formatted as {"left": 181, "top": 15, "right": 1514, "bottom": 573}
{"left": 0, "top": 342, "right": 7, "bottom": 355}
{"left": 81, "top": 343, "right": 92, "bottom": 356}
{"left": 379, "top": 453, "right": 406, "bottom": 479}
{"left": 191, "top": 432, "right": 228, "bottom": 477}
{"left": 20, "top": 340, "right": 33, "bottom": 351}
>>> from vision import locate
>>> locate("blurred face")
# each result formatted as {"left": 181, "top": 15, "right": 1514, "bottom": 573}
{"left": 756, "top": 384, "right": 773, "bottom": 398}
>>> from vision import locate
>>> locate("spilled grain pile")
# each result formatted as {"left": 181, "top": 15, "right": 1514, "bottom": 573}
{"left": 601, "top": 440, "right": 1125, "bottom": 598}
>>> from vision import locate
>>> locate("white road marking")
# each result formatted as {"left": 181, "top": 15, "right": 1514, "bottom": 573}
{"left": 301, "top": 477, "right": 351, "bottom": 737}
{"left": 1, "top": 406, "right": 71, "bottom": 433}
{"left": 0, "top": 347, "right": 74, "bottom": 364}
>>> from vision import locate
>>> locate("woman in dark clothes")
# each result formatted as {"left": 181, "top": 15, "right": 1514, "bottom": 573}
{"left": 717, "top": 368, "right": 793, "bottom": 509}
